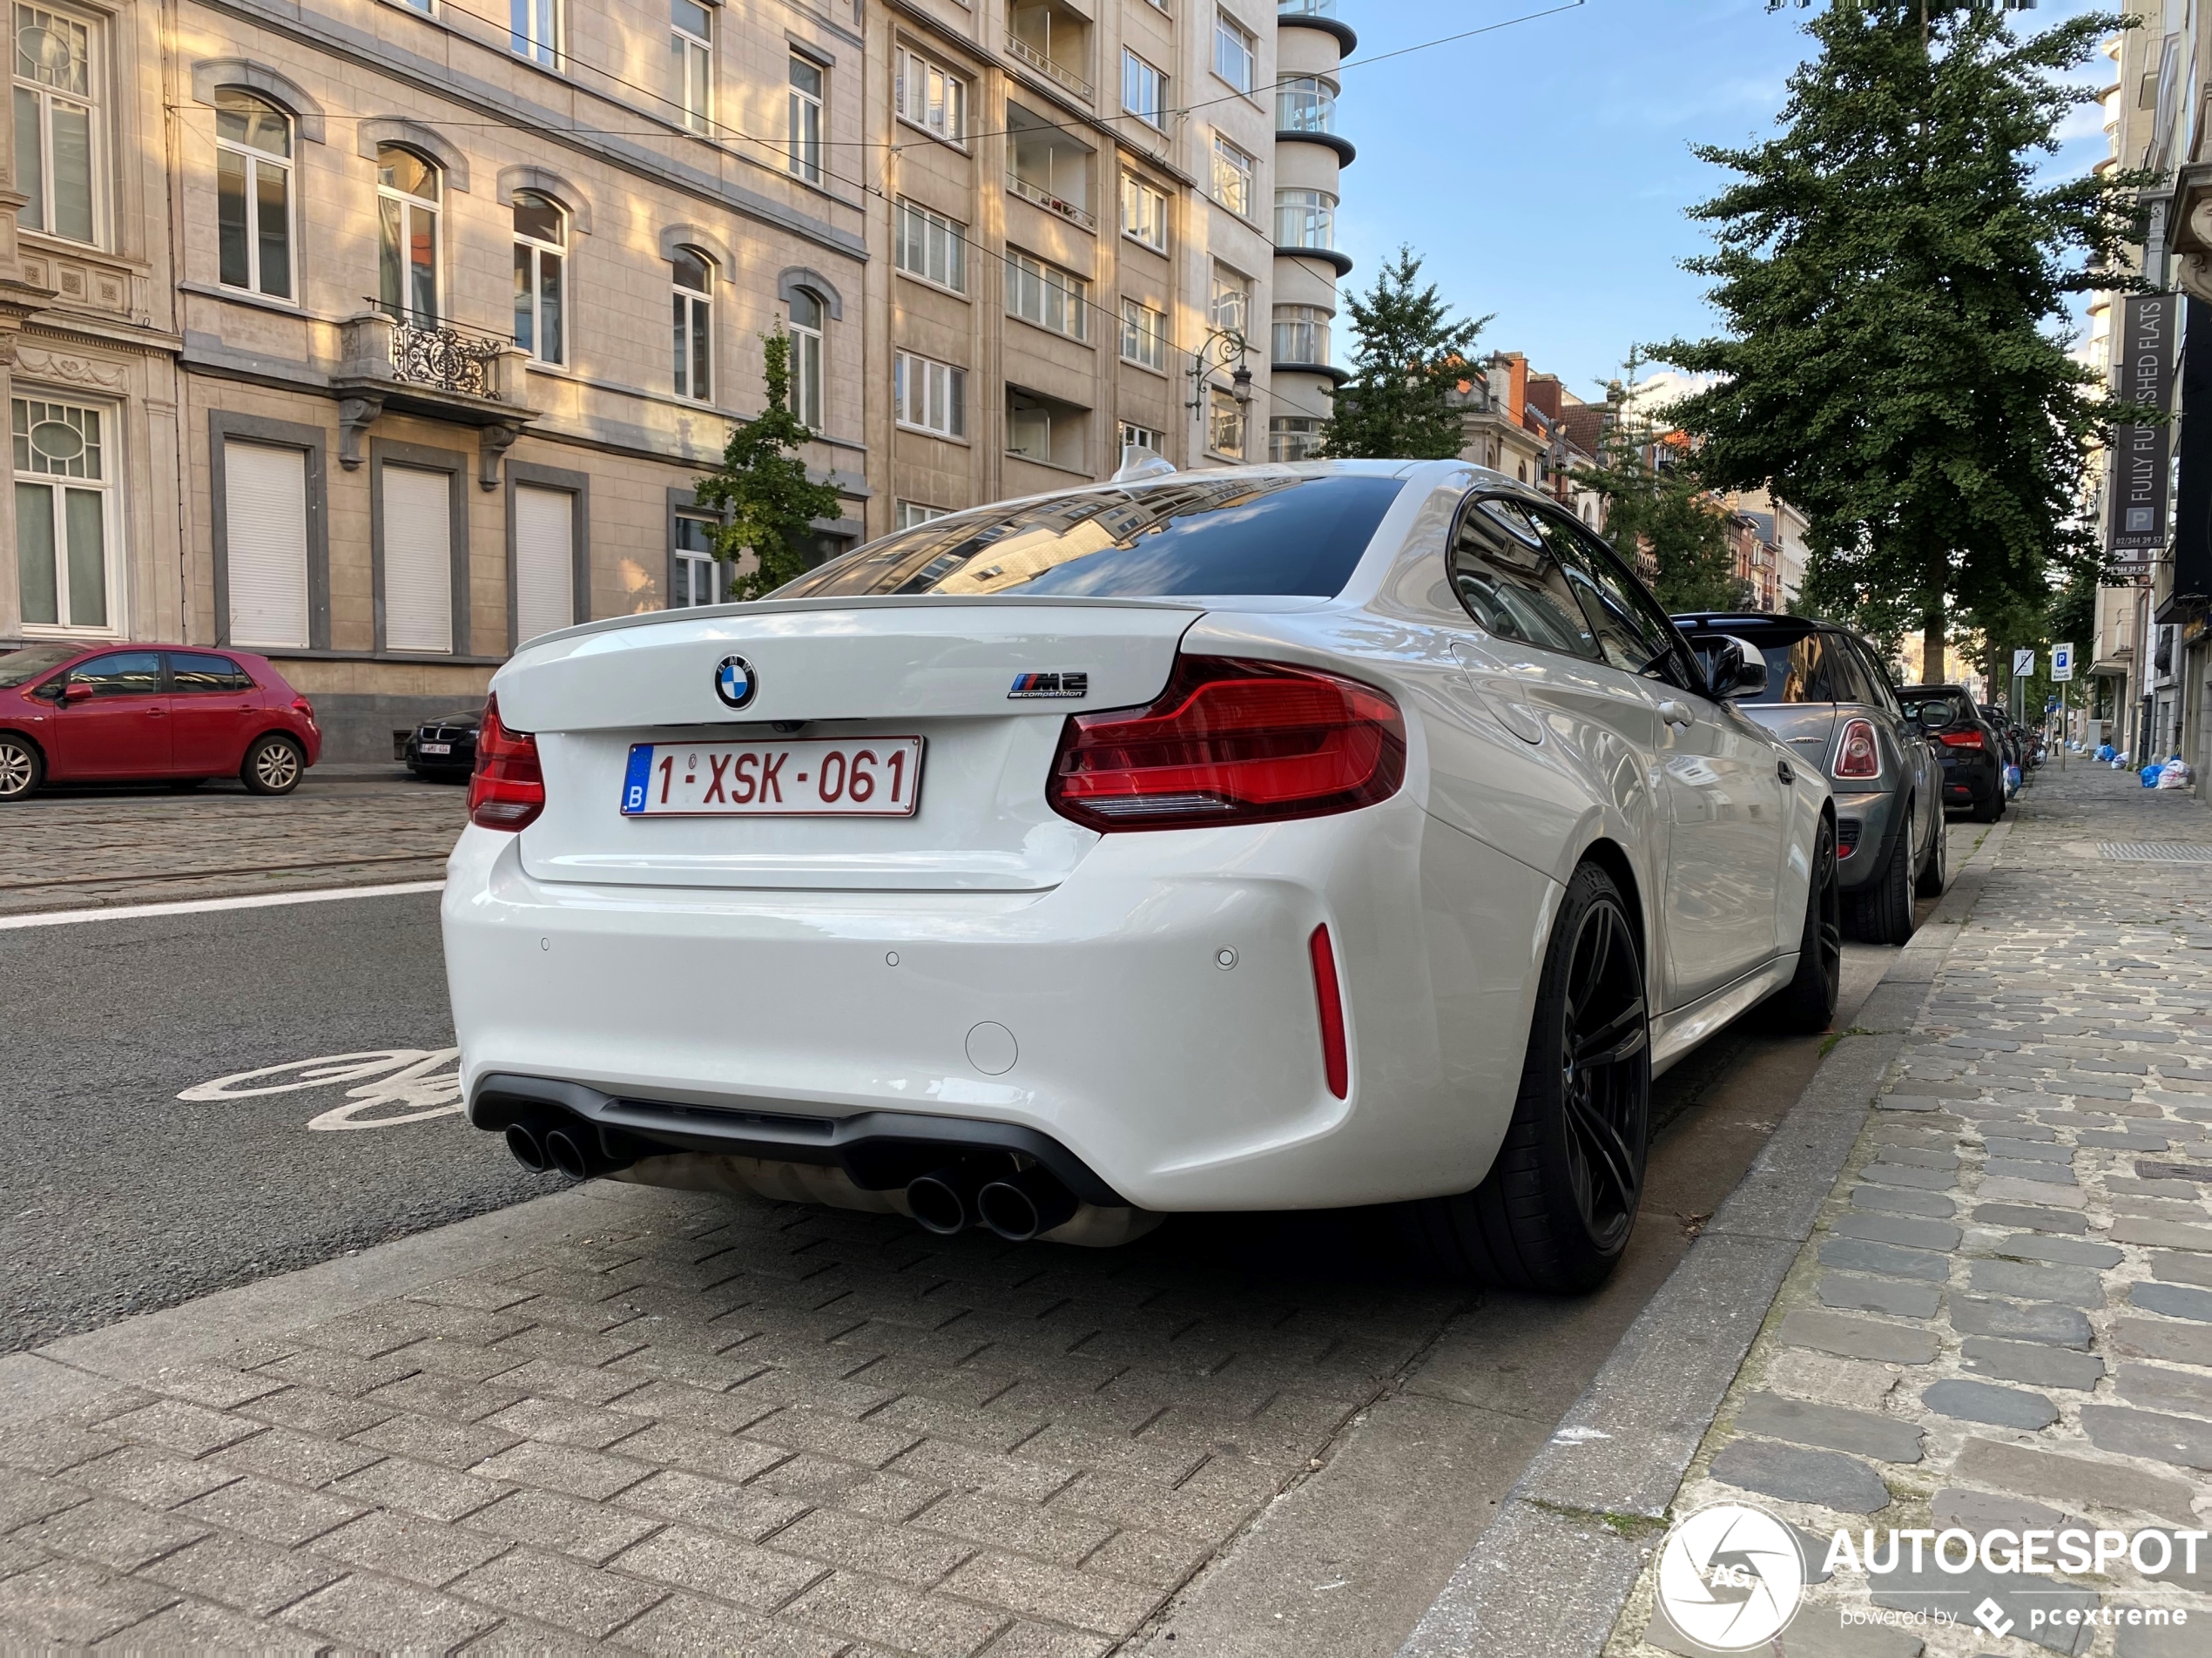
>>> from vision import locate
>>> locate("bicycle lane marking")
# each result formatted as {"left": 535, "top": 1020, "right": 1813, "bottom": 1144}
{"left": 178, "top": 1048, "right": 463, "bottom": 1130}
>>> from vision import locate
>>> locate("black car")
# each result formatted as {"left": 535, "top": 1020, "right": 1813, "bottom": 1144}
{"left": 1898, "top": 685, "right": 2006, "bottom": 821}
{"left": 395, "top": 707, "right": 482, "bottom": 779}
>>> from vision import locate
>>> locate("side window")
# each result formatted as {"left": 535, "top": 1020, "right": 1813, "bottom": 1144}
{"left": 68, "top": 650, "right": 161, "bottom": 695}
{"left": 1528, "top": 508, "right": 1697, "bottom": 690}
{"left": 1448, "top": 497, "right": 1597, "bottom": 659}
{"left": 1848, "top": 638, "right": 1902, "bottom": 715}
{"left": 169, "top": 651, "right": 252, "bottom": 692}
{"left": 1823, "top": 632, "right": 1877, "bottom": 706}
{"left": 1764, "top": 633, "right": 1831, "bottom": 704}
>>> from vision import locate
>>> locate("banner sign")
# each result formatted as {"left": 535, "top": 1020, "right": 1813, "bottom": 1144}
{"left": 2110, "top": 292, "right": 2178, "bottom": 563}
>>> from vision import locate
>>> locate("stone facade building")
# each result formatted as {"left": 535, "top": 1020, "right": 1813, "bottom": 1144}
{"left": 0, "top": 0, "right": 1351, "bottom": 758}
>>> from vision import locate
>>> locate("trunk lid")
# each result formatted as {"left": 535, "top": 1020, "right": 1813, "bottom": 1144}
{"left": 496, "top": 599, "right": 1200, "bottom": 893}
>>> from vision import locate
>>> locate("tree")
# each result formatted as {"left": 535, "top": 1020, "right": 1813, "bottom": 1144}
{"left": 1316, "top": 246, "right": 1489, "bottom": 461}
{"left": 1575, "top": 356, "right": 1750, "bottom": 612}
{"left": 694, "top": 328, "right": 844, "bottom": 601}
{"left": 1655, "top": 2, "right": 2156, "bottom": 681}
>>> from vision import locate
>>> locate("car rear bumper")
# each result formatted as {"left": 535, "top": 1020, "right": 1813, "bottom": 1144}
{"left": 1831, "top": 788, "right": 1897, "bottom": 892}
{"left": 440, "top": 800, "right": 1552, "bottom": 1212}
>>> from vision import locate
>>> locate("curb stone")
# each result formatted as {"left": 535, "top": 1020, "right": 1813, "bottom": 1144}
{"left": 1395, "top": 822, "right": 2009, "bottom": 1658}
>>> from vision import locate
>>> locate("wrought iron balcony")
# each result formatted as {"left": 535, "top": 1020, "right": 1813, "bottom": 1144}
{"left": 333, "top": 309, "right": 536, "bottom": 482}
{"left": 1006, "top": 172, "right": 1096, "bottom": 230}
{"left": 388, "top": 317, "right": 508, "bottom": 397}
{"left": 1005, "top": 33, "right": 1091, "bottom": 100}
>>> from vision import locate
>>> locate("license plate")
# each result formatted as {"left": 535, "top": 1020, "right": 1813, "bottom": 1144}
{"left": 621, "top": 738, "right": 924, "bottom": 818}
{"left": 420, "top": 742, "right": 452, "bottom": 755}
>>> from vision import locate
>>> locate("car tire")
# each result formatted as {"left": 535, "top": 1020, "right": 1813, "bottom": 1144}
{"left": 1403, "top": 860, "right": 1650, "bottom": 1294}
{"left": 241, "top": 734, "right": 306, "bottom": 796}
{"left": 1914, "top": 808, "right": 1947, "bottom": 898}
{"left": 1971, "top": 783, "right": 2002, "bottom": 823}
{"left": 0, "top": 734, "right": 43, "bottom": 802}
{"left": 1849, "top": 802, "right": 1919, "bottom": 946}
{"left": 1764, "top": 813, "right": 1842, "bottom": 1033}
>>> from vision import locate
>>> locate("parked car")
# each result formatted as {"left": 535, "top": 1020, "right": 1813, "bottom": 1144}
{"left": 444, "top": 461, "right": 1840, "bottom": 1293}
{"left": 1898, "top": 684, "right": 2006, "bottom": 821}
{"left": 1978, "top": 704, "right": 2024, "bottom": 772}
{"left": 396, "top": 707, "right": 482, "bottom": 780}
{"left": 0, "top": 643, "right": 320, "bottom": 802}
{"left": 1671, "top": 613, "right": 1945, "bottom": 945}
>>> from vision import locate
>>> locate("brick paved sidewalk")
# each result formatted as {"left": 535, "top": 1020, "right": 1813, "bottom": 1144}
{"left": 1612, "top": 763, "right": 2212, "bottom": 1658}
{"left": 0, "top": 770, "right": 462, "bottom": 915}
{"left": 0, "top": 1177, "right": 1462, "bottom": 1655}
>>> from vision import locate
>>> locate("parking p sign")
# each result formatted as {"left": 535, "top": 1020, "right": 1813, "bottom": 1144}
{"left": 2013, "top": 648, "right": 2035, "bottom": 678}
{"left": 2052, "top": 642, "right": 2074, "bottom": 682}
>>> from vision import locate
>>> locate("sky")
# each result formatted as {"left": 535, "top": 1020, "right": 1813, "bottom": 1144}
{"left": 1332, "top": 0, "right": 2118, "bottom": 401}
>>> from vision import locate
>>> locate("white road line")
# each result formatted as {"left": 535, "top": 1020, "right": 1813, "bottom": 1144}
{"left": 0, "top": 880, "right": 445, "bottom": 931}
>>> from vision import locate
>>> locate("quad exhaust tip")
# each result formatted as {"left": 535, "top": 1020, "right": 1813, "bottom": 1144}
{"left": 504, "top": 1121, "right": 550, "bottom": 1174}
{"left": 906, "top": 1161, "right": 990, "bottom": 1235}
{"left": 503, "top": 1114, "right": 631, "bottom": 1181}
{"left": 976, "top": 1167, "right": 1081, "bottom": 1242}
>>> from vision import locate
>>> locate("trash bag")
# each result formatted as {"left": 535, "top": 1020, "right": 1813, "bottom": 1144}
{"left": 2097, "top": 744, "right": 2117, "bottom": 762}
{"left": 2160, "top": 758, "right": 2195, "bottom": 790}
{"left": 2005, "top": 764, "right": 2023, "bottom": 795}
{"left": 2142, "top": 763, "right": 2164, "bottom": 787}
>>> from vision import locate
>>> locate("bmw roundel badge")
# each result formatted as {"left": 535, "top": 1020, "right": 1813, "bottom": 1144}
{"left": 714, "top": 653, "right": 757, "bottom": 711}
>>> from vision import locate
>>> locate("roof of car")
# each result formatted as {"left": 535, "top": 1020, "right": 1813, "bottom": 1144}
{"left": 1670, "top": 612, "right": 1821, "bottom": 638}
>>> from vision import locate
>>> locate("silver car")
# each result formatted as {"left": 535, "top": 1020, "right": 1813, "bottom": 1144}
{"left": 1675, "top": 614, "right": 1945, "bottom": 943}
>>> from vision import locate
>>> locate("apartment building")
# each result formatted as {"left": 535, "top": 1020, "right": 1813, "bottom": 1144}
{"left": 0, "top": 0, "right": 1354, "bottom": 757}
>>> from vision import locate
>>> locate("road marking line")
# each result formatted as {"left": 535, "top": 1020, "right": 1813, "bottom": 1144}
{"left": 0, "top": 880, "right": 445, "bottom": 931}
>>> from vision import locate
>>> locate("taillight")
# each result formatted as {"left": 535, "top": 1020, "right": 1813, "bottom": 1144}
{"left": 290, "top": 696, "right": 315, "bottom": 723}
{"left": 1939, "top": 729, "right": 1986, "bottom": 750}
{"left": 469, "top": 695, "right": 543, "bottom": 830}
{"left": 1046, "top": 655, "right": 1406, "bottom": 831}
{"left": 1833, "top": 718, "right": 1880, "bottom": 779}
{"left": 1310, "top": 924, "right": 1350, "bottom": 1099}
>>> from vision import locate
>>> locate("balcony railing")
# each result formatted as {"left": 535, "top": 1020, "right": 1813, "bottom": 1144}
{"left": 1278, "top": 0, "right": 1339, "bottom": 15}
{"left": 388, "top": 318, "right": 508, "bottom": 398}
{"left": 1277, "top": 82, "right": 1338, "bottom": 134}
{"left": 1005, "top": 32, "right": 1092, "bottom": 100}
{"left": 1006, "top": 172, "right": 1096, "bottom": 230}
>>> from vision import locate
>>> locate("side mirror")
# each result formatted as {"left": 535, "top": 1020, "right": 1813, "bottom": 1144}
{"left": 61, "top": 682, "right": 92, "bottom": 704}
{"left": 1705, "top": 635, "right": 1769, "bottom": 699}
{"left": 1916, "top": 703, "right": 1954, "bottom": 731}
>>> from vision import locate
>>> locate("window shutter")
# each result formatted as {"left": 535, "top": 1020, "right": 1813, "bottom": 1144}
{"left": 382, "top": 464, "right": 452, "bottom": 652}
{"left": 513, "top": 484, "right": 574, "bottom": 644}
{"left": 223, "top": 441, "right": 309, "bottom": 649}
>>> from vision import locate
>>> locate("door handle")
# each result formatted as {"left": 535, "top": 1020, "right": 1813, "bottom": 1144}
{"left": 1658, "top": 699, "right": 1693, "bottom": 727}
{"left": 1777, "top": 759, "right": 1795, "bottom": 785}
{"left": 145, "top": 708, "right": 165, "bottom": 718}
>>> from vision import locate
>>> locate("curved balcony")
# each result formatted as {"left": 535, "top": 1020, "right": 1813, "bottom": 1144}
{"left": 1276, "top": 79, "right": 1356, "bottom": 165}
{"left": 1277, "top": 0, "right": 1358, "bottom": 56}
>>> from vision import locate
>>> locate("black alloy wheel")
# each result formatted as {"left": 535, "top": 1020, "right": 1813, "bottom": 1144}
{"left": 1914, "top": 807, "right": 1948, "bottom": 898}
{"left": 1404, "top": 861, "right": 1651, "bottom": 1293}
{"left": 1766, "top": 812, "right": 1843, "bottom": 1033}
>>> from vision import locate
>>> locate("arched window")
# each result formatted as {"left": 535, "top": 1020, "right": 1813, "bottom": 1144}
{"left": 376, "top": 145, "right": 440, "bottom": 323}
{"left": 511, "top": 191, "right": 564, "bottom": 364}
{"left": 671, "top": 246, "right": 711, "bottom": 402}
{"left": 787, "top": 288, "right": 823, "bottom": 430}
{"left": 215, "top": 91, "right": 292, "bottom": 300}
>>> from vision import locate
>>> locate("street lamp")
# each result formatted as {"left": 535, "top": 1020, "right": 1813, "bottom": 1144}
{"left": 1186, "top": 326, "right": 1255, "bottom": 418}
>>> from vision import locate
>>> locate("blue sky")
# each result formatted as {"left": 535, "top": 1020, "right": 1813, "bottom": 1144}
{"left": 1332, "top": 0, "right": 2115, "bottom": 399}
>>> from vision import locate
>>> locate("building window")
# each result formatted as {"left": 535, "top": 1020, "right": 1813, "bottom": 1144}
{"left": 1270, "top": 414, "right": 1321, "bottom": 462}
{"left": 1118, "top": 421, "right": 1163, "bottom": 459}
{"left": 376, "top": 146, "right": 441, "bottom": 322}
{"left": 671, "top": 510, "right": 719, "bottom": 605}
{"left": 381, "top": 461, "right": 454, "bottom": 653}
{"left": 1274, "top": 186, "right": 1337, "bottom": 250}
{"left": 13, "top": 396, "right": 109, "bottom": 630}
{"left": 1271, "top": 304, "right": 1329, "bottom": 366}
{"left": 788, "top": 289, "right": 825, "bottom": 431}
{"left": 1213, "top": 10, "right": 1255, "bottom": 93}
{"left": 509, "top": 0, "right": 556, "bottom": 69}
{"left": 1208, "top": 133, "right": 1253, "bottom": 218}
{"left": 1120, "top": 300, "right": 1167, "bottom": 371}
{"left": 1277, "top": 72, "right": 1337, "bottom": 134}
{"left": 1006, "top": 250, "right": 1088, "bottom": 341}
{"left": 894, "top": 199, "right": 966, "bottom": 293}
{"left": 214, "top": 91, "right": 291, "bottom": 301}
{"left": 1120, "top": 172, "right": 1167, "bottom": 252}
{"left": 894, "top": 48, "right": 965, "bottom": 145}
{"left": 511, "top": 192, "right": 565, "bottom": 365}
{"left": 1121, "top": 49, "right": 1165, "bottom": 127}
{"left": 1211, "top": 262, "right": 1251, "bottom": 336}
{"left": 788, "top": 55, "right": 823, "bottom": 183}
{"left": 671, "top": 0, "right": 711, "bottom": 134}
{"left": 1007, "top": 388, "right": 1085, "bottom": 470}
{"left": 1208, "top": 386, "right": 1245, "bottom": 460}
{"left": 895, "top": 500, "right": 948, "bottom": 529}
{"left": 671, "top": 246, "right": 711, "bottom": 401}
{"left": 12, "top": 3, "right": 97, "bottom": 245}
{"left": 221, "top": 439, "right": 310, "bottom": 648}
{"left": 894, "top": 351, "right": 966, "bottom": 438}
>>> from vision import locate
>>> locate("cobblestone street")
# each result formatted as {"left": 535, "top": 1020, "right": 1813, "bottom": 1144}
{"left": 0, "top": 771, "right": 464, "bottom": 916}
{"left": 1615, "top": 761, "right": 2212, "bottom": 1658}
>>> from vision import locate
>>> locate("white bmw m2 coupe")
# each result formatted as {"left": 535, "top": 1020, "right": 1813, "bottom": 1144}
{"left": 443, "top": 461, "right": 1839, "bottom": 1291}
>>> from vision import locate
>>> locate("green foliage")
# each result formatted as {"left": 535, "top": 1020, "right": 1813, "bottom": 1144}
{"left": 1574, "top": 353, "right": 1750, "bottom": 613}
{"left": 1656, "top": 2, "right": 2157, "bottom": 679}
{"left": 1317, "top": 246, "right": 1489, "bottom": 461}
{"left": 693, "top": 328, "right": 845, "bottom": 602}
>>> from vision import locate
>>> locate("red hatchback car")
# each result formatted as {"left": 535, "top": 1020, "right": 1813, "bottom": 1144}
{"left": 0, "top": 642, "right": 321, "bottom": 801}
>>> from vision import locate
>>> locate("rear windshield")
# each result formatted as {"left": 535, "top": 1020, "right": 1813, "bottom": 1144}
{"left": 772, "top": 474, "right": 1406, "bottom": 602}
{"left": 0, "top": 643, "right": 80, "bottom": 688}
